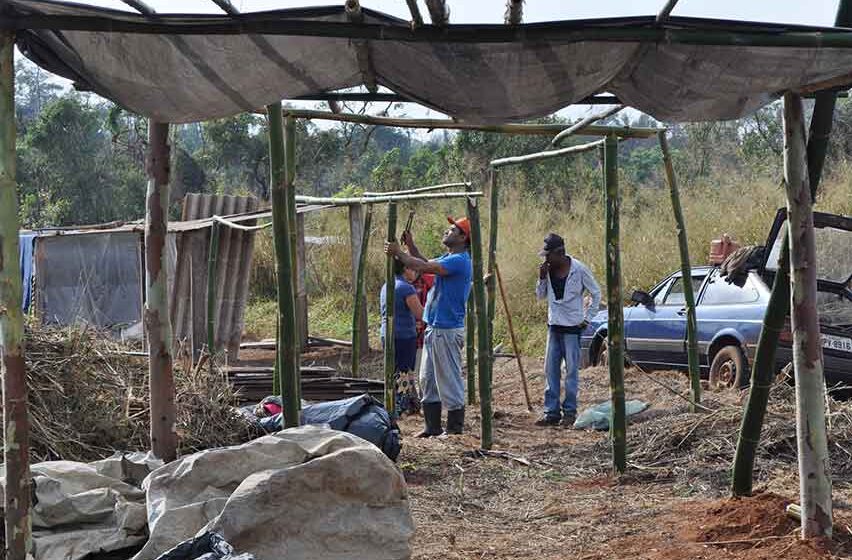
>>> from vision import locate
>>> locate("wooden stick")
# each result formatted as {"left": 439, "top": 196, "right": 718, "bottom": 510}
{"left": 491, "top": 139, "right": 605, "bottom": 168}
{"left": 504, "top": 0, "right": 523, "bottom": 25}
{"left": 466, "top": 295, "right": 477, "bottom": 405}
{"left": 364, "top": 181, "right": 469, "bottom": 197}
{"left": 351, "top": 206, "right": 373, "bottom": 377}
{"left": 0, "top": 29, "right": 32, "bottom": 560}
{"left": 468, "top": 194, "right": 492, "bottom": 449}
{"left": 282, "top": 109, "right": 661, "bottom": 138}
{"left": 425, "top": 0, "right": 449, "bottom": 25}
{"left": 656, "top": 0, "right": 680, "bottom": 23}
{"left": 494, "top": 262, "right": 532, "bottom": 411}
{"left": 206, "top": 221, "right": 221, "bottom": 358}
{"left": 405, "top": 0, "right": 424, "bottom": 27}
{"left": 551, "top": 106, "right": 624, "bottom": 146}
{"left": 295, "top": 192, "right": 483, "bottom": 205}
{"left": 384, "top": 203, "right": 398, "bottom": 415}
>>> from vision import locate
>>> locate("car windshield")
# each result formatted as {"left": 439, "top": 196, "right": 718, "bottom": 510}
{"left": 766, "top": 224, "right": 852, "bottom": 285}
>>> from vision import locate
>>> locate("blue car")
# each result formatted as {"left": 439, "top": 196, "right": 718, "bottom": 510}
{"left": 580, "top": 209, "right": 852, "bottom": 391}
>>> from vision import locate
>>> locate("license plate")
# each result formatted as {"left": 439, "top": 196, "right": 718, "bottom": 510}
{"left": 822, "top": 333, "right": 852, "bottom": 353}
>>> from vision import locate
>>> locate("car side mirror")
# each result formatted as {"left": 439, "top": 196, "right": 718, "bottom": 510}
{"left": 631, "top": 290, "right": 654, "bottom": 307}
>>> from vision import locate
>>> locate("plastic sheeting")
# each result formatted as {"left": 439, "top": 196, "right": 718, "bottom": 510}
{"left": 10, "top": 3, "right": 852, "bottom": 123}
{"left": 35, "top": 232, "right": 143, "bottom": 333}
{"left": 133, "top": 425, "right": 413, "bottom": 560}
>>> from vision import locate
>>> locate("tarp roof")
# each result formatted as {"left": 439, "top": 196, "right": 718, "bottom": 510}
{"left": 9, "top": 1, "right": 852, "bottom": 123}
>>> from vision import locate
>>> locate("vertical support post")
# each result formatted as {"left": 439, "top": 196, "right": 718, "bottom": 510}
{"left": 486, "top": 169, "right": 499, "bottom": 346}
{"left": 0, "top": 29, "right": 32, "bottom": 560}
{"left": 604, "top": 135, "right": 626, "bottom": 474}
{"left": 658, "top": 131, "right": 701, "bottom": 410}
{"left": 351, "top": 205, "right": 373, "bottom": 377}
{"left": 268, "top": 102, "right": 300, "bottom": 428}
{"left": 206, "top": 221, "right": 221, "bottom": 358}
{"left": 284, "top": 115, "right": 301, "bottom": 404}
{"left": 783, "top": 92, "right": 832, "bottom": 538}
{"left": 296, "top": 212, "right": 308, "bottom": 348}
{"left": 349, "top": 204, "right": 370, "bottom": 356}
{"left": 468, "top": 193, "right": 492, "bottom": 449}
{"left": 384, "top": 203, "right": 398, "bottom": 414}
{"left": 466, "top": 296, "right": 477, "bottom": 405}
{"left": 145, "top": 120, "right": 177, "bottom": 462}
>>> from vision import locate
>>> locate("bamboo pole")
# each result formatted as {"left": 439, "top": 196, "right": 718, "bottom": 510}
{"left": 504, "top": 0, "right": 523, "bottom": 25}
{"left": 282, "top": 109, "right": 661, "bottom": 139}
{"left": 656, "top": 0, "right": 680, "bottom": 23}
{"left": 268, "top": 102, "right": 300, "bottom": 429}
{"left": 486, "top": 170, "right": 499, "bottom": 373}
{"left": 284, "top": 115, "right": 302, "bottom": 404}
{"left": 495, "top": 262, "right": 532, "bottom": 411}
{"left": 425, "top": 0, "right": 449, "bottom": 25}
{"left": 404, "top": 0, "right": 424, "bottom": 26}
{"left": 604, "top": 135, "right": 627, "bottom": 474}
{"left": 551, "top": 106, "right": 625, "bottom": 146}
{"left": 468, "top": 193, "right": 492, "bottom": 449}
{"left": 658, "top": 131, "right": 701, "bottom": 410}
{"left": 384, "top": 203, "right": 398, "bottom": 415}
{"left": 491, "top": 139, "right": 605, "bottom": 168}
{"left": 783, "top": 92, "right": 832, "bottom": 538}
{"left": 295, "top": 192, "right": 483, "bottom": 205}
{"left": 363, "top": 182, "right": 468, "bottom": 197}
{"left": 731, "top": 235, "right": 790, "bottom": 496}
{"left": 145, "top": 120, "right": 177, "bottom": 462}
{"left": 349, "top": 205, "right": 370, "bottom": 358}
{"left": 206, "top": 221, "right": 221, "bottom": 357}
{"left": 351, "top": 205, "right": 373, "bottom": 377}
{"left": 0, "top": 29, "right": 32, "bottom": 560}
{"left": 466, "top": 296, "right": 477, "bottom": 406}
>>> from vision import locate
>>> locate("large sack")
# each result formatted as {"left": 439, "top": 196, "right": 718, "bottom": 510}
{"left": 0, "top": 452, "right": 161, "bottom": 560}
{"left": 133, "top": 425, "right": 413, "bottom": 560}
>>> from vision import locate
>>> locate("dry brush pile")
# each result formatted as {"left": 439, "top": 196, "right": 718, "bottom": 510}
{"left": 8, "top": 324, "right": 254, "bottom": 463}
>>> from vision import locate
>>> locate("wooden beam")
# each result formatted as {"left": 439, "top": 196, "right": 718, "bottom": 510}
{"left": 783, "top": 91, "right": 832, "bottom": 538}
{"left": 491, "top": 139, "right": 605, "bottom": 168}
{"left": 349, "top": 204, "right": 370, "bottom": 358}
{"left": 405, "top": 0, "right": 424, "bottom": 27}
{"left": 283, "top": 109, "right": 660, "bottom": 138}
{"left": 656, "top": 0, "right": 680, "bottom": 23}
{"left": 383, "top": 202, "right": 398, "bottom": 414}
{"left": 296, "top": 192, "right": 483, "bottom": 205}
{"left": 0, "top": 29, "right": 32, "bottom": 560}
{"left": 291, "top": 92, "right": 624, "bottom": 105}
{"left": 120, "top": 0, "right": 155, "bottom": 15}
{"left": 504, "top": 0, "right": 523, "bottom": 25}
{"left": 363, "top": 181, "right": 469, "bottom": 196}
{"left": 345, "top": 0, "right": 379, "bottom": 93}
{"left": 425, "top": 0, "right": 449, "bottom": 25}
{"left": 146, "top": 120, "right": 177, "bottom": 462}
{"left": 551, "top": 105, "right": 625, "bottom": 146}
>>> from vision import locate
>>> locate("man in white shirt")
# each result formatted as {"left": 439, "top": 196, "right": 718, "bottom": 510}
{"left": 535, "top": 233, "right": 601, "bottom": 427}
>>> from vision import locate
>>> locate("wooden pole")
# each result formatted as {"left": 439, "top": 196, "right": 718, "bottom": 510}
{"left": 658, "top": 131, "right": 701, "bottom": 410}
{"left": 656, "top": 0, "right": 680, "bottom": 23}
{"left": 284, "top": 115, "right": 302, "bottom": 404}
{"left": 363, "top": 182, "right": 468, "bottom": 197}
{"left": 351, "top": 205, "right": 373, "bottom": 377}
{"left": 282, "top": 109, "right": 661, "bottom": 139}
{"left": 486, "top": 169, "right": 499, "bottom": 379}
{"left": 551, "top": 106, "right": 624, "bottom": 147}
{"left": 604, "top": 135, "right": 627, "bottom": 474}
{"left": 466, "top": 295, "right": 477, "bottom": 406}
{"left": 425, "top": 0, "right": 449, "bottom": 25}
{"left": 783, "top": 91, "right": 832, "bottom": 538}
{"left": 268, "top": 102, "right": 300, "bottom": 428}
{"left": 0, "top": 29, "right": 32, "bottom": 560}
{"left": 296, "top": 212, "right": 308, "bottom": 347}
{"left": 349, "top": 204, "right": 370, "bottom": 358}
{"left": 404, "top": 0, "right": 424, "bottom": 26}
{"left": 504, "top": 0, "right": 523, "bottom": 24}
{"left": 296, "top": 192, "right": 483, "bottom": 205}
{"left": 384, "top": 203, "right": 398, "bottom": 415}
{"left": 494, "top": 263, "right": 532, "bottom": 411}
{"left": 145, "top": 120, "right": 177, "bottom": 462}
{"left": 206, "top": 221, "right": 221, "bottom": 357}
{"left": 491, "top": 139, "right": 605, "bottom": 168}
{"left": 468, "top": 193, "right": 492, "bottom": 449}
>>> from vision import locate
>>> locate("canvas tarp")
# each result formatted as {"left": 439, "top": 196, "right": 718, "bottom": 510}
{"left": 9, "top": 3, "right": 852, "bottom": 123}
{"left": 0, "top": 452, "right": 162, "bottom": 560}
{"left": 133, "top": 425, "right": 413, "bottom": 560}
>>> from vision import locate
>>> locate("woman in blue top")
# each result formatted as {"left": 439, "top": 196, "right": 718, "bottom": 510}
{"left": 380, "top": 259, "right": 424, "bottom": 415}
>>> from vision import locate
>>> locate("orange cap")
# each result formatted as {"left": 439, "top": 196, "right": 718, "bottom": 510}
{"left": 448, "top": 216, "right": 471, "bottom": 238}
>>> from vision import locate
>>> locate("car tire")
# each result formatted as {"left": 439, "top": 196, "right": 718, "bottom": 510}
{"left": 709, "top": 345, "right": 747, "bottom": 390}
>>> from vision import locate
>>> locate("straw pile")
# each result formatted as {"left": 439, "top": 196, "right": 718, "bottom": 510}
{"left": 6, "top": 324, "right": 254, "bottom": 463}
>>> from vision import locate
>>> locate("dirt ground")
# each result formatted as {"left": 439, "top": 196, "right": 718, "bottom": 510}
{"left": 396, "top": 357, "right": 852, "bottom": 559}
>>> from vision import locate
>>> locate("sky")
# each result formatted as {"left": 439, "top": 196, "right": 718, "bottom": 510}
{"left": 23, "top": 0, "right": 846, "bottom": 127}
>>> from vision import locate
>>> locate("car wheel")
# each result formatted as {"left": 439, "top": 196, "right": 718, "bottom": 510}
{"left": 596, "top": 339, "right": 608, "bottom": 367}
{"left": 709, "top": 345, "right": 747, "bottom": 390}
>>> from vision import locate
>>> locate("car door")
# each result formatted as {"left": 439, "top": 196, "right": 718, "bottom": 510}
{"left": 625, "top": 272, "right": 706, "bottom": 369}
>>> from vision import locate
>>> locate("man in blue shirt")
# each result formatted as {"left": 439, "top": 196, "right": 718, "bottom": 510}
{"left": 385, "top": 216, "right": 473, "bottom": 437}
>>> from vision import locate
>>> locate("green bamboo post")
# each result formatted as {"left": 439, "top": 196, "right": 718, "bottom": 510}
{"left": 604, "top": 135, "right": 627, "bottom": 474}
{"left": 268, "top": 102, "right": 299, "bottom": 428}
{"left": 731, "top": 234, "right": 790, "bottom": 496}
{"left": 351, "top": 205, "right": 373, "bottom": 377}
{"left": 284, "top": 114, "right": 302, "bottom": 405}
{"left": 206, "top": 221, "right": 221, "bottom": 358}
{"left": 384, "top": 203, "right": 398, "bottom": 415}
{"left": 466, "top": 296, "right": 477, "bottom": 405}
{"left": 468, "top": 193, "right": 492, "bottom": 449}
{"left": 0, "top": 29, "right": 32, "bottom": 560}
{"left": 486, "top": 169, "right": 499, "bottom": 333}
{"left": 783, "top": 92, "right": 832, "bottom": 538}
{"left": 658, "top": 131, "right": 701, "bottom": 410}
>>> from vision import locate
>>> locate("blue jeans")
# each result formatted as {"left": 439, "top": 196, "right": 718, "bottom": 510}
{"left": 543, "top": 329, "right": 581, "bottom": 419}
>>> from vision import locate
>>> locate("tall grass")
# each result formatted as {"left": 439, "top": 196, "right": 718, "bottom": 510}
{"left": 245, "top": 168, "right": 852, "bottom": 355}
